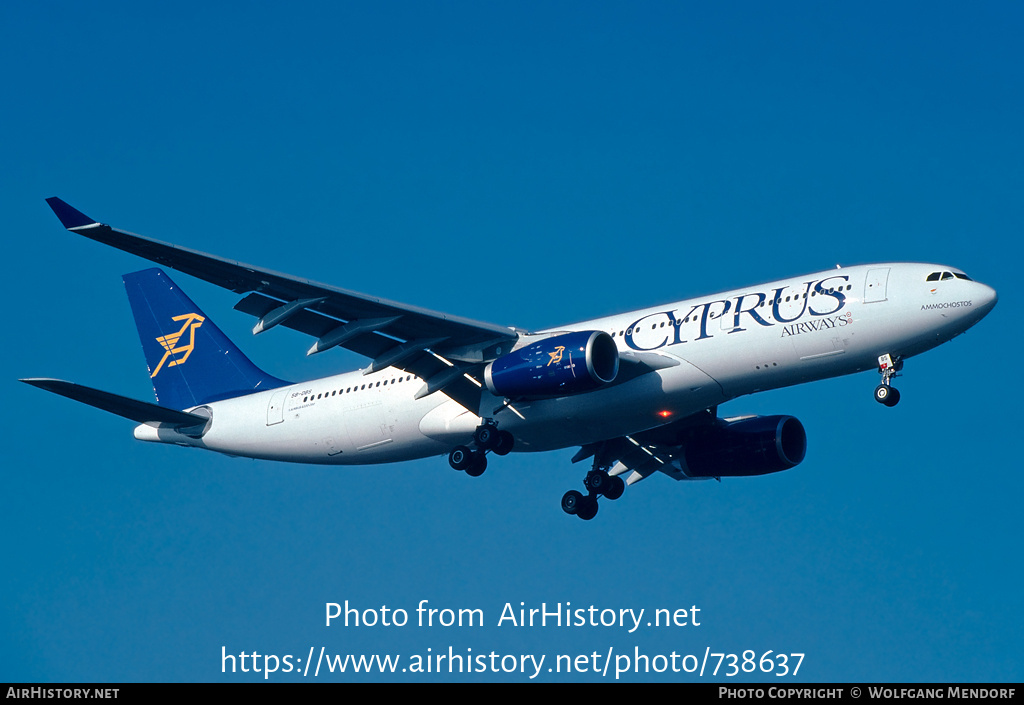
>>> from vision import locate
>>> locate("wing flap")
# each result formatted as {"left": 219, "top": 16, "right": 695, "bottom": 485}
{"left": 232, "top": 290, "right": 483, "bottom": 408}
{"left": 234, "top": 292, "right": 343, "bottom": 339}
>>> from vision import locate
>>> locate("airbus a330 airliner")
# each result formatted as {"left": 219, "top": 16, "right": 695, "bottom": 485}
{"left": 24, "top": 198, "right": 998, "bottom": 520}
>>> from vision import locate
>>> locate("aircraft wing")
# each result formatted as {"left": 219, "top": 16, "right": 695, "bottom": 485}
{"left": 46, "top": 198, "right": 522, "bottom": 411}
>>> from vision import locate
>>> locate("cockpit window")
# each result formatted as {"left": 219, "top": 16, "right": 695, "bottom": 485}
{"left": 925, "top": 270, "right": 970, "bottom": 280}
{"left": 927, "top": 270, "right": 973, "bottom": 282}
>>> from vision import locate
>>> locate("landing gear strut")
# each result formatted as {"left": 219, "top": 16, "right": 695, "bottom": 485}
{"left": 448, "top": 420, "right": 514, "bottom": 477}
{"left": 874, "top": 353, "right": 903, "bottom": 407}
{"left": 561, "top": 466, "right": 625, "bottom": 521}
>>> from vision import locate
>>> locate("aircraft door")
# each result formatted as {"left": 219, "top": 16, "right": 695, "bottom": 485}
{"left": 864, "top": 268, "right": 890, "bottom": 303}
{"left": 267, "top": 390, "right": 288, "bottom": 425}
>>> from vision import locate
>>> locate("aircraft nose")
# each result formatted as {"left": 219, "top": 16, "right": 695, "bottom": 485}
{"left": 974, "top": 282, "right": 998, "bottom": 316}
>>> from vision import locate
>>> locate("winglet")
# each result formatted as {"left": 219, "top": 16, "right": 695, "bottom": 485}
{"left": 45, "top": 197, "right": 100, "bottom": 230}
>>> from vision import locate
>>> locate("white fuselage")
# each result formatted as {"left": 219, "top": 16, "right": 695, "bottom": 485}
{"left": 134, "top": 263, "right": 997, "bottom": 464}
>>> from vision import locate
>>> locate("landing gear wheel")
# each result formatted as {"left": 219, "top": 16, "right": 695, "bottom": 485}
{"left": 603, "top": 475, "right": 625, "bottom": 501}
{"left": 873, "top": 384, "right": 890, "bottom": 404}
{"left": 561, "top": 490, "right": 584, "bottom": 515}
{"left": 886, "top": 387, "right": 901, "bottom": 407}
{"left": 584, "top": 469, "right": 624, "bottom": 500}
{"left": 448, "top": 445, "right": 474, "bottom": 471}
{"left": 561, "top": 490, "right": 600, "bottom": 520}
{"left": 874, "top": 385, "right": 900, "bottom": 407}
{"left": 584, "top": 469, "right": 612, "bottom": 495}
{"left": 576, "top": 496, "right": 599, "bottom": 521}
{"left": 474, "top": 425, "right": 499, "bottom": 450}
{"left": 465, "top": 451, "right": 487, "bottom": 477}
{"left": 492, "top": 430, "right": 515, "bottom": 456}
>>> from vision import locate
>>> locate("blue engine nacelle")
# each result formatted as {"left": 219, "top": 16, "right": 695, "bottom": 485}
{"left": 484, "top": 330, "right": 619, "bottom": 398}
{"left": 683, "top": 415, "right": 807, "bottom": 477}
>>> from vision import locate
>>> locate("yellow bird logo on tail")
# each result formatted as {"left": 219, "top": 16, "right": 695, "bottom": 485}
{"left": 151, "top": 313, "right": 205, "bottom": 378}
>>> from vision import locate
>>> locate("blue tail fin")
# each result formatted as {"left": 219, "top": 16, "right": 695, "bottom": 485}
{"left": 123, "top": 268, "right": 289, "bottom": 409}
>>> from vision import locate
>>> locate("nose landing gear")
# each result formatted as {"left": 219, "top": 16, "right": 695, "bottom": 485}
{"left": 874, "top": 354, "right": 903, "bottom": 407}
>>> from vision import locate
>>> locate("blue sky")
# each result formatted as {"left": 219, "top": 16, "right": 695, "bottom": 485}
{"left": 3, "top": 1, "right": 1021, "bottom": 682}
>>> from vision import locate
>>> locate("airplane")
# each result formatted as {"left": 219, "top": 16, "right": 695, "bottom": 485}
{"left": 23, "top": 198, "right": 998, "bottom": 520}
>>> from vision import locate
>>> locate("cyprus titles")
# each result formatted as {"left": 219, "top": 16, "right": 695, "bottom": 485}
{"left": 621, "top": 275, "right": 851, "bottom": 352}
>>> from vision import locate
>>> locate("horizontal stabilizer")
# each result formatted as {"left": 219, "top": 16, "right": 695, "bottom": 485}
{"left": 20, "top": 378, "right": 209, "bottom": 427}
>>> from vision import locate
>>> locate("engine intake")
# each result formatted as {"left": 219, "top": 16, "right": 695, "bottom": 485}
{"left": 484, "top": 330, "right": 618, "bottom": 398}
{"left": 683, "top": 415, "right": 806, "bottom": 477}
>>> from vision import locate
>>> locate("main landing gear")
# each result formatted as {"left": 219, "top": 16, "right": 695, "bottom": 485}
{"left": 448, "top": 420, "right": 514, "bottom": 477}
{"left": 874, "top": 353, "right": 903, "bottom": 407}
{"left": 561, "top": 467, "right": 625, "bottom": 521}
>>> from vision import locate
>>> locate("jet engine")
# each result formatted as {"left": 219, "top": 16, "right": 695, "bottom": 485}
{"left": 484, "top": 330, "right": 619, "bottom": 398}
{"left": 682, "top": 415, "right": 806, "bottom": 477}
